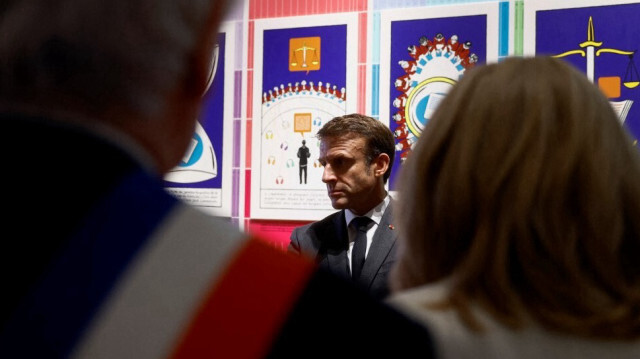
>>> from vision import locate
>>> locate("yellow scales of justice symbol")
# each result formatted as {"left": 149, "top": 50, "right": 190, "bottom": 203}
{"left": 289, "top": 37, "right": 321, "bottom": 73}
{"left": 553, "top": 16, "right": 639, "bottom": 128}
{"left": 553, "top": 16, "right": 639, "bottom": 88}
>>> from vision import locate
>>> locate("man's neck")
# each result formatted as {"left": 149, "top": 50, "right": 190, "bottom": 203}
{"left": 346, "top": 193, "right": 390, "bottom": 222}
{"left": 349, "top": 189, "right": 388, "bottom": 216}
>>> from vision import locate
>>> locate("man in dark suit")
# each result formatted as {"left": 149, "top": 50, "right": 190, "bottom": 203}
{"left": 289, "top": 113, "right": 397, "bottom": 299}
{"left": 297, "top": 139, "right": 311, "bottom": 184}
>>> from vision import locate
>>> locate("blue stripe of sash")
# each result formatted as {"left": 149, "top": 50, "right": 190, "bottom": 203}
{"left": 0, "top": 170, "right": 177, "bottom": 357}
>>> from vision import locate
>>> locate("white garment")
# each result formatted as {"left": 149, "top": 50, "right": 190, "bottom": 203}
{"left": 389, "top": 282, "right": 640, "bottom": 359}
{"left": 71, "top": 204, "right": 244, "bottom": 359}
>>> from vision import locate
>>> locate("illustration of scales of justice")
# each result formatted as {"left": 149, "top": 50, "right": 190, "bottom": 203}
{"left": 165, "top": 46, "right": 220, "bottom": 183}
{"left": 289, "top": 42, "right": 319, "bottom": 71}
{"left": 553, "top": 16, "right": 639, "bottom": 123}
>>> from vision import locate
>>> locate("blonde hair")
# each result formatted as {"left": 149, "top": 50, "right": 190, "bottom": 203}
{"left": 392, "top": 56, "right": 640, "bottom": 339}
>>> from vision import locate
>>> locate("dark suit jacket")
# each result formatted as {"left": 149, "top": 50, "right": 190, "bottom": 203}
{"left": 289, "top": 203, "right": 397, "bottom": 299}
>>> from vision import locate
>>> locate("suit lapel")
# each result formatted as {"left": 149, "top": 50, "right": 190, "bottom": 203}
{"left": 358, "top": 203, "right": 397, "bottom": 289}
{"left": 324, "top": 210, "right": 350, "bottom": 279}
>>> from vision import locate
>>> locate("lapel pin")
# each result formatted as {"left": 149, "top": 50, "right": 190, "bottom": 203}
{"left": 388, "top": 224, "right": 395, "bottom": 230}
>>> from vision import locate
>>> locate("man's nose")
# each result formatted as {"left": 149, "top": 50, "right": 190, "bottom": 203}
{"left": 321, "top": 165, "right": 335, "bottom": 183}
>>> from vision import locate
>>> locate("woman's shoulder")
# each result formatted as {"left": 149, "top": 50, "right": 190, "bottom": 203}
{"left": 389, "top": 282, "right": 640, "bottom": 359}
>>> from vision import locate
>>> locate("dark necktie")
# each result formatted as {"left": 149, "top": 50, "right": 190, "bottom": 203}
{"left": 351, "top": 216, "right": 372, "bottom": 280}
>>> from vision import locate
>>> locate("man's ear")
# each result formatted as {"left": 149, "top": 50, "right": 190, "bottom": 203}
{"left": 184, "top": 2, "right": 228, "bottom": 100}
{"left": 372, "top": 153, "right": 390, "bottom": 178}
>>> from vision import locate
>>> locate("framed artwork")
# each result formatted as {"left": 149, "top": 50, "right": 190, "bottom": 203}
{"left": 251, "top": 13, "right": 358, "bottom": 220}
{"left": 164, "top": 22, "right": 235, "bottom": 217}
{"left": 379, "top": 2, "right": 501, "bottom": 190}
{"left": 524, "top": 0, "right": 640, "bottom": 142}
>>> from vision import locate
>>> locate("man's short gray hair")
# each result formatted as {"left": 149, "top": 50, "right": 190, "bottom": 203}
{"left": 0, "top": 0, "right": 225, "bottom": 119}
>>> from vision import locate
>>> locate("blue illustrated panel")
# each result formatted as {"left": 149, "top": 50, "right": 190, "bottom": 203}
{"left": 536, "top": 3, "right": 640, "bottom": 141}
{"left": 262, "top": 25, "right": 347, "bottom": 94}
{"left": 164, "top": 32, "right": 226, "bottom": 189}
{"left": 388, "top": 14, "right": 487, "bottom": 190}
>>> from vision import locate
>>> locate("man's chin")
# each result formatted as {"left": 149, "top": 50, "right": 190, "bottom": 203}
{"left": 330, "top": 198, "right": 348, "bottom": 210}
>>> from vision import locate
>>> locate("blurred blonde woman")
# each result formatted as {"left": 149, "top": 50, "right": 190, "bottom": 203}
{"left": 390, "top": 57, "right": 640, "bottom": 358}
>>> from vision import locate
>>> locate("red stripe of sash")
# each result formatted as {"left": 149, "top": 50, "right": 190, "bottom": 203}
{"left": 171, "top": 238, "right": 315, "bottom": 358}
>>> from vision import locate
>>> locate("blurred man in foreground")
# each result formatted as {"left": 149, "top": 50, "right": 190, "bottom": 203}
{"left": 0, "top": 1, "right": 434, "bottom": 357}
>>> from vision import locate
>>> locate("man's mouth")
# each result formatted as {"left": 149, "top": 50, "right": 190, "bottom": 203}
{"left": 328, "top": 189, "right": 343, "bottom": 197}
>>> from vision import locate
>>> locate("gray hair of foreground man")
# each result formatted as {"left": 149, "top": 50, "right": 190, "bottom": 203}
{"left": 317, "top": 113, "right": 395, "bottom": 183}
{"left": 0, "top": 0, "right": 227, "bottom": 118}
{"left": 392, "top": 56, "right": 640, "bottom": 339}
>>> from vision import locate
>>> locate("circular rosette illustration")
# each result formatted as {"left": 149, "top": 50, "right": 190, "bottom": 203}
{"left": 393, "top": 33, "right": 478, "bottom": 162}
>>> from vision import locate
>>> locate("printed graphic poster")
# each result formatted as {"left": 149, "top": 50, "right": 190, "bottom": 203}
{"left": 252, "top": 14, "right": 358, "bottom": 220}
{"left": 164, "top": 23, "right": 235, "bottom": 217}
{"left": 524, "top": 0, "right": 640, "bottom": 142}
{"left": 379, "top": 3, "right": 500, "bottom": 190}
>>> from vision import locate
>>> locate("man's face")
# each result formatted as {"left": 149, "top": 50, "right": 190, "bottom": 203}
{"left": 319, "top": 135, "right": 380, "bottom": 215}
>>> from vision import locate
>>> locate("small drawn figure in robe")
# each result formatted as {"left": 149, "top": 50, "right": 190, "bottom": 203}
{"left": 297, "top": 139, "right": 311, "bottom": 184}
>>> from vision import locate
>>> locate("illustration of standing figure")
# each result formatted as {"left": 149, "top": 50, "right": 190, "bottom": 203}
{"left": 297, "top": 139, "right": 311, "bottom": 184}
